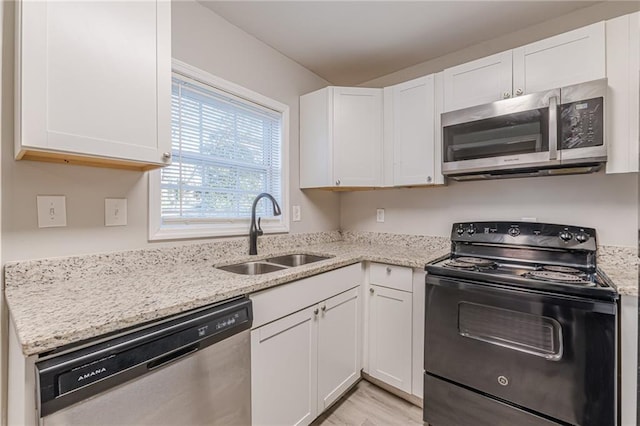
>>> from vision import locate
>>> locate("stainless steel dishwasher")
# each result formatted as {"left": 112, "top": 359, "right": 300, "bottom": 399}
{"left": 36, "top": 297, "right": 252, "bottom": 425}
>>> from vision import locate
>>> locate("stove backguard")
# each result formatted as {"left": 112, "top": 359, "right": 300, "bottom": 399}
{"left": 450, "top": 221, "right": 598, "bottom": 271}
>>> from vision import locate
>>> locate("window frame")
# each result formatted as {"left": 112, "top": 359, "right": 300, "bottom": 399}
{"left": 148, "top": 60, "right": 289, "bottom": 241}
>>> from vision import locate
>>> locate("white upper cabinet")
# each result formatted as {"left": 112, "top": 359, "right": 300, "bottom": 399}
{"left": 513, "top": 22, "right": 606, "bottom": 95}
{"left": 300, "top": 87, "right": 383, "bottom": 188}
{"left": 384, "top": 75, "right": 443, "bottom": 186}
{"left": 443, "top": 51, "right": 513, "bottom": 112}
{"left": 444, "top": 22, "right": 606, "bottom": 113}
{"left": 605, "top": 12, "right": 639, "bottom": 174}
{"left": 16, "top": 0, "right": 171, "bottom": 171}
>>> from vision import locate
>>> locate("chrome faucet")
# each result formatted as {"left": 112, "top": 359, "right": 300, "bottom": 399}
{"left": 249, "top": 193, "right": 281, "bottom": 255}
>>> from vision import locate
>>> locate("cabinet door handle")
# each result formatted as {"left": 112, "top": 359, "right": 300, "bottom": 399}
{"left": 314, "top": 308, "right": 319, "bottom": 316}
{"left": 370, "top": 288, "right": 375, "bottom": 294}
{"left": 321, "top": 305, "right": 327, "bottom": 312}
{"left": 515, "top": 88, "right": 524, "bottom": 96}
{"left": 162, "top": 152, "right": 172, "bottom": 162}
{"left": 335, "top": 179, "right": 341, "bottom": 186}
{"left": 502, "top": 91, "right": 511, "bottom": 99}
{"left": 426, "top": 176, "right": 432, "bottom": 183}
{"left": 386, "top": 266, "right": 392, "bottom": 274}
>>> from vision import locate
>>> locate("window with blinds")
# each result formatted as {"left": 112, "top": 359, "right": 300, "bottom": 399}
{"left": 162, "top": 75, "right": 283, "bottom": 224}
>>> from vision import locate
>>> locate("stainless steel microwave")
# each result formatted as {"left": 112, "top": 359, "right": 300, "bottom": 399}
{"left": 441, "top": 79, "right": 607, "bottom": 180}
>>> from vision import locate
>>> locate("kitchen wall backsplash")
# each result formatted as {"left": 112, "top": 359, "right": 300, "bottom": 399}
{"left": 8, "top": 229, "right": 631, "bottom": 291}
{"left": 4, "top": 231, "right": 342, "bottom": 288}
{"left": 597, "top": 245, "right": 638, "bottom": 266}
{"left": 342, "top": 230, "right": 450, "bottom": 252}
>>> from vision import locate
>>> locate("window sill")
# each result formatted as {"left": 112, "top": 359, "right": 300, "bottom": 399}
{"left": 148, "top": 221, "right": 289, "bottom": 241}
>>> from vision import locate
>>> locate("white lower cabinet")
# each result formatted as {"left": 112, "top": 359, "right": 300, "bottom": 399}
{"left": 368, "top": 285, "right": 412, "bottom": 393}
{"left": 365, "top": 263, "right": 415, "bottom": 396}
{"left": 251, "top": 306, "right": 318, "bottom": 426}
{"left": 317, "top": 288, "right": 361, "bottom": 411}
{"left": 250, "top": 265, "right": 362, "bottom": 426}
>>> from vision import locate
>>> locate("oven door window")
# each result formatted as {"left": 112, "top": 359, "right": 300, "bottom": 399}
{"left": 458, "top": 302, "right": 562, "bottom": 360}
{"left": 443, "top": 108, "right": 549, "bottom": 163}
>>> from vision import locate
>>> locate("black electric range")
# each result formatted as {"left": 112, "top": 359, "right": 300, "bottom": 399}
{"left": 423, "top": 221, "right": 618, "bottom": 426}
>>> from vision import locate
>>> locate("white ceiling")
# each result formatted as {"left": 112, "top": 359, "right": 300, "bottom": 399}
{"left": 199, "top": 1, "right": 597, "bottom": 85}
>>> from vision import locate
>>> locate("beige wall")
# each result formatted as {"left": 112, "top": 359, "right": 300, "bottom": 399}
{"left": 1, "top": 0, "right": 339, "bottom": 262}
{"left": 343, "top": 1, "right": 640, "bottom": 248}
{"left": 341, "top": 172, "right": 638, "bottom": 247}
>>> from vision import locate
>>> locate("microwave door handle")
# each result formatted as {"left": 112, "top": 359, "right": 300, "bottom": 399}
{"left": 548, "top": 96, "right": 558, "bottom": 160}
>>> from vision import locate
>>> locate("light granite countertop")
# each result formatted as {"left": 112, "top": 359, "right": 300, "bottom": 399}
{"left": 5, "top": 234, "right": 449, "bottom": 356}
{"left": 5, "top": 230, "right": 636, "bottom": 357}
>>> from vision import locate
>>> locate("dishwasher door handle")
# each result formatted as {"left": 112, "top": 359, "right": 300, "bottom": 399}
{"left": 147, "top": 344, "right": 199, "bottom": 371}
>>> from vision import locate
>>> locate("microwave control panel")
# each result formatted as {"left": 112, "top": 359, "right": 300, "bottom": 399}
{"left": 560, "top": 97, "right": 603, "bottom": 150}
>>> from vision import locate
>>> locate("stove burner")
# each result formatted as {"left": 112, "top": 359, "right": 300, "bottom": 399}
{"left": 526, "top": 270, "right": 595, "bottom": 286}
{"left": 541, "top": 265, "right": 582, "bottom": 274}
{"left": 455, "top": 257, "right": 496, "bottom": 267}
{"left": 444, "top": 260, "right": 477, "bottom": 270}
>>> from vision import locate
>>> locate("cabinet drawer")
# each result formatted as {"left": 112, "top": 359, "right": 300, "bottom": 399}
{"left": 369, "top": 263, "right": 412, "bottom": 292}
{"left": 251, "top": 263, "right": 362, "bottom": 329}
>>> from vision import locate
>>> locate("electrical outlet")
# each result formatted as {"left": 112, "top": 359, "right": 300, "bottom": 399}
{"left": 292, "top": 205, "right": 301, "bottom": 222}
{"left": 376, "top": 208, "right": 385, "bottom": 223}
{"left": 105, "top": 198, "right": 127, "bottom": 226}
{"left": 37, "top": 196, "right": 67, "bottom": 228}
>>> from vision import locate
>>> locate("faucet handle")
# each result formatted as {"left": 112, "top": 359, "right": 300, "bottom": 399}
{"left": 257, "top": 217, "right": 264, "bottom": 236}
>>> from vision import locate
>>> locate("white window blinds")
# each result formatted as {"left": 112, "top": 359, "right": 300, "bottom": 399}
{"left": 162, "top": 75, "right": 282, "bottom": 223}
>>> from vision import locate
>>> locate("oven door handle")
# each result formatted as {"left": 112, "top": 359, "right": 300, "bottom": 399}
{"left": 426, "top": 275, "right": 617, "bottom": 315}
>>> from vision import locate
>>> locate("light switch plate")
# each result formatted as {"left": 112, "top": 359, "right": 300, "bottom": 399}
{"left": 37, "top": 196, "right": 67, "bottom": 228}
{"left": 376, "top": 208, "right": 385, "bottom": 223}
{"left": 105, "top": 198, "right": 127, "bottom": 226}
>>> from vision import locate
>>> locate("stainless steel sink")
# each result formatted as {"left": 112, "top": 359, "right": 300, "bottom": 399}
{"left": 265, "top": 254, "right": 332, "bottom": 267}
{"left": 217, "top": 254, "right": 332, "bottom": 275}
{"left": 217, "top": 261, "right": 287, "bottom": 275}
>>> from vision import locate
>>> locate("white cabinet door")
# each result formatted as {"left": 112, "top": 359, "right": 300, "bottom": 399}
{"left": 333, "top": 87, "right": 383, "bottom": 187}
{"left": 433, "top": 72, "right": 445, "bottom": 185}
{"left": 513, "top": 22, "right": 605, "bottom": 95}
{"left": 368, "top": 285, "right": 413, "bottom": 394}
{"left": 605, "top": 12, "right": 639, "bottom": 174}
{"left": 17, "top": 0, "right": 171, "bottom": 169}
{"left": 317, "top": 288, "right": 361, "bottom": 411}
{"left": 390, "top": 76, "right": 436, "bottom": 186}
{"left": 251, "top": 306, "right": 318, "bottom": 426}
{"left": 443, "top": 51, "right": 513, "bottom": 112}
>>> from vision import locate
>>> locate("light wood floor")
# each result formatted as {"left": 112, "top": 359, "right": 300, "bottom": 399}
{"left": 312, "top": 380, "right": 424, "bottom": 426}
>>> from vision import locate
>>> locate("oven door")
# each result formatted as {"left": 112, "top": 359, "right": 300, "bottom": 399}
{"left": 424, "top": 275, "right": 616, "bottom": 426}
{"left": 441, "top": 89, "right": 559, "bottom": 175}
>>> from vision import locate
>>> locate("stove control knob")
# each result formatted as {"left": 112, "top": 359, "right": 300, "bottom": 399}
{"left": 467, "top": 225, "right": 476, "bottom": 235}
{"left": 575, "top": 232, "right": 589, "bottom": 243}
{"left": 559, "top": 230, "right": 573, "bottom": 242}
{"left": 456, "top": 225, "right": 465, "bottom": 236}
{"left": 508, "top": 227, "right": 520, "bottom": 237}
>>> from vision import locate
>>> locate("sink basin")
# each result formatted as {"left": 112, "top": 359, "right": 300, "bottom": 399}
{"left": 266, "top": 254, "right": 332, "bottom": 267}
{"left": 217, "top": 262, "right": 287, "bottom": 275}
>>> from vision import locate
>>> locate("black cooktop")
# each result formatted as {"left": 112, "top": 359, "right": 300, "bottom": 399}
{"left": 426, "top": 221, "right": 618, "bottom": 300}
